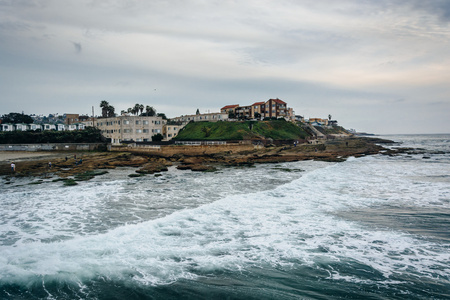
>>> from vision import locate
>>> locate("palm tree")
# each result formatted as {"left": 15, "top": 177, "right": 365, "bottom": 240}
{"left": 139, "top": 104, "right": 144, "bottom": 115}
{"left": 100, "top": 100, "right": 109, "bottom": 118}
{"left": 107, "top": 105, "right": 115, "bottom": 117}
{"left": 133, "top": 104, "right": 140, "bottom": 116}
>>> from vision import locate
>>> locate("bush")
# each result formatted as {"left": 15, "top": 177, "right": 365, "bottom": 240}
{"left": 0, "top": 127, "right": 105, "bottom": 144}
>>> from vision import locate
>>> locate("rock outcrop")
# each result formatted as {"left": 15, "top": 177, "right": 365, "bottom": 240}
{"left": 0, "top": 137, "right": 393, "bottom": 180}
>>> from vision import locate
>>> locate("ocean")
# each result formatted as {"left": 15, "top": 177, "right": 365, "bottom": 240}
{"left": 0, "top": 134, "right": 449, "bottom": 299}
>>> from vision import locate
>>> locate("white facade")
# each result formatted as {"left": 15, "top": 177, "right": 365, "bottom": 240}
{"left": 56, "top": 124, "right": 66, "bottom": 131}
{"left": 0, "top": 124, "right": 13, "bottom": 131}
{"left": 76, "top": 123, "right": 86, "bottom": 130}
{"left": 42, "top": 124, "right": 56, "bottom": 131}
{"left": 14, "top": 124, "right": 28, "bottom": 131}
{"left": 28, "top": 124, "right": 41, "bottom": 131}
{"left": 171, "top": 112, "right": 228, "bottom": 124}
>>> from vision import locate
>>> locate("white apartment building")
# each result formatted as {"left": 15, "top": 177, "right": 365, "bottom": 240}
{"left": 170, "top": 112, "right": 228, "bottom": 124}
{"left": 96, "top": 115, "right": 166, "bottom": 144}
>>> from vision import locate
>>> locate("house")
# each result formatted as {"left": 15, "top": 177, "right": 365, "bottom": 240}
{"left": 295, "top": 115, "right": 304, "bottom": 122}
{"left": 76, "top": 123, "right": 86, "bottom": 130}
{"left": 309, "top": 118, "right": 327, "bottom": 126}
{"left": 27, "top": 124, "right": 41, "bottom": 131}
{"left": 42, "top": 124, "right": 56, "bottom": 131}
{"left": 0, "top": 124, "right": 13, "bottom": 131}
{"left": 56, "top": 123, "right": 66, "bottom": 131}
{"left": 14, "top": 124, "right": 28, "bottom": 131}
{"left": 67, "top": 124, "right": 78, "bottom": 131}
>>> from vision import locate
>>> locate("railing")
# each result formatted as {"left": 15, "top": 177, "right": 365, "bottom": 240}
{"left": 174, "top": 141, "right": 227, "bottom": 145}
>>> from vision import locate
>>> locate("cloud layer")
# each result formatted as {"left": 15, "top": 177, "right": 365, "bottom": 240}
{"left": 1, "top": 0, "right": 449, "bottom": 133}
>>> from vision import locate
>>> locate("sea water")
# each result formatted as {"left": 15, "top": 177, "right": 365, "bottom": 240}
{"left": 0, "top": 134, "right": 449, "bottom": 299}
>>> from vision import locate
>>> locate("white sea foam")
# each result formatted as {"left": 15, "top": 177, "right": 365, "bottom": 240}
{"left": 1, "top": 156, "right": 449, "bottom": 289}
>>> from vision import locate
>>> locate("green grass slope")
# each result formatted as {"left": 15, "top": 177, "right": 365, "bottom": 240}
{"left": 174, "top": 120, "right": 311, "bottom": 141}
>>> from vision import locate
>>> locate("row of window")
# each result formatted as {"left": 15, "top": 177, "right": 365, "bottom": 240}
{"left": 97, "top": 120, "right": 164, "bottom": 126}
{"left": 102, "top": 129, "right": 161, "bottom": 134}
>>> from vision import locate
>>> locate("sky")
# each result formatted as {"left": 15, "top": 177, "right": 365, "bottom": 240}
{"left": 1, "top": 0, "right": 449, "bottom": 134}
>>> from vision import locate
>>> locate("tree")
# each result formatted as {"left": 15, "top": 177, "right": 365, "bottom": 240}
{"left": 100, "top": 100, "right": 109, "bottom": 118}
{"left": 196, "top": 108, "right": 200, "bottom": 115}
{"left": 254, "top": 112, "right": 261, "bottom": 120}
{"left": 107, "top": 105, "right": 115, "bottom": 117}
{"left": 1, "top": 112, "right": 33, "bottom": 124}
{"left": 201, "top": 126, "right": 212, "bottom": 137}
{"left": 145, "top": 105, "right": 156, "bottom": 116}
{"left": 328, "top": 114, "right": 332, "bottom": 120}
{"left": 152, "top": 133, "right": 164, "bottom": 142}
{"left": 157, "top": 113, "right": 167, "bottom": 120}
{"left": 133, "top": 104, "right": 140, "bottom": 116}
{"left": 139, "top": 104, "right": 144, "bottom": 115}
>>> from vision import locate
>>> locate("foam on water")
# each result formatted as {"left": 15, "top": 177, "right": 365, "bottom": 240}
{"left": 1, "top": 155, "right": 449, "bottom": 293}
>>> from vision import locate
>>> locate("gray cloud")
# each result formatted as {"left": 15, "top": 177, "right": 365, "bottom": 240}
{"left": 0, "top": 0, "right": 449, "bottom": 134}
{"left": 72, "top": 42, "right": 82, "bottom": 54}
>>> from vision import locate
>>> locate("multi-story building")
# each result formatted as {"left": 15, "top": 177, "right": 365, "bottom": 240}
{"left": 235, "top": 105, "right": 252, "bottom": 119}
{"left": 164, "top": 124, "right": 183, "bottom": 140}
{"left": 221, "top": 98, "right": 294, "bottom": 120}
{"left": 264, "top": 98, "right": 288, "bottom": 119}
{"left": 65, "top": 114, "right": 80, "bottom": 125}
{"left": 96, "top": 115, "right": 166, "bottom": 144}
{"left": 220, "top": 105, "right": 239, "bottom": 116}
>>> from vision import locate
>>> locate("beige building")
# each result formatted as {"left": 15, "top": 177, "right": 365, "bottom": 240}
{"left": 96, "top": 115, "right": 166, "bottom": 144}
{"left": 164, "top": 124, "right": 183, "bottom": 140}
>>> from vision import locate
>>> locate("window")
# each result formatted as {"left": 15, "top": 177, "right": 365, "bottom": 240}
{"left": 136, "top": 129, "right": 142, "bottom": 133}
{"left": 136, "top": 120, "right": 140, "bottom": 125}
{"left": 124, "top": 120, "right": 129, "bottom": 125}
{"left": 143, "top": 120, "right": 149, "bottom": 125}
{"left": 143, "top": 129, "right": 149, "bottom": 133}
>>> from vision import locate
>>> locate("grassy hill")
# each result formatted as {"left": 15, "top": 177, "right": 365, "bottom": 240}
{"left": 173, "top": 120, "right": 311, "bottom": 141}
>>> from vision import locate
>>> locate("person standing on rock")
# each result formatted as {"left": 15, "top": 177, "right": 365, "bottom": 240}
{"left": 11, "top": 162, "right": 15, "bottom": 173}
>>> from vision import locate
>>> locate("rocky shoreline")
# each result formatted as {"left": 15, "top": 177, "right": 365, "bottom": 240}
{"left": 0, "top": 137, "right": 395, "bottom": 182}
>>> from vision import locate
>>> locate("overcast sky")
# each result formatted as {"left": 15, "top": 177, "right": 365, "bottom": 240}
{"left": 1, "top": 0, "right": 449, "bottom": 134}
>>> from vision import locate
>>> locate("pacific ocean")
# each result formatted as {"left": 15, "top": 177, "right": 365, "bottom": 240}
{"left": 1, "top": 134, "right": 449, "bottom": 299}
